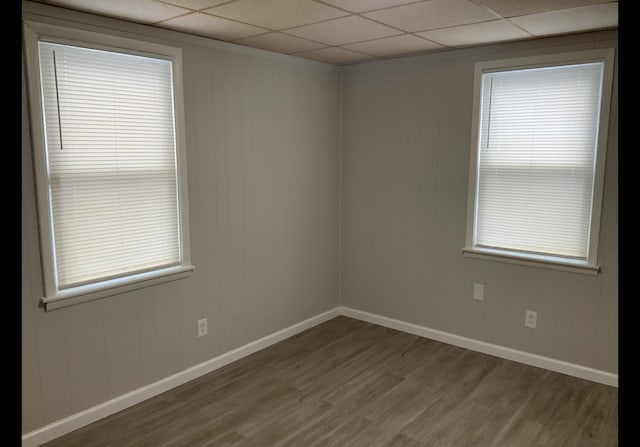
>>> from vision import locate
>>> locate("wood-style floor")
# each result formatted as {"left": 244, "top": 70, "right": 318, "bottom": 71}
{"left": 43, "top": 316, "right": 618, "bottom": 447}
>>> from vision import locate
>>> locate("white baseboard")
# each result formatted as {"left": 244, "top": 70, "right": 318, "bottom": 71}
{"left": 23, "top": 304, "right": 617, "bottom": 446}
{"left": 339, "top": 306, "right": 618, "bottom": 388}
{"left": 21, "top": 307, "right": 340, "bottom": 447}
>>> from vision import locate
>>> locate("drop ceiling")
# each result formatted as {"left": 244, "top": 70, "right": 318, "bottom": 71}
{"left": 32, "top": 0, "right": 618, "bottom": 65}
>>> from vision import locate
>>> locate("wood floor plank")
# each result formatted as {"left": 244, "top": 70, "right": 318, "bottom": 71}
{"left": 531, "top": 376, "right": 592, "bottom": 446}
{"left": 41, "top": 316, "right": 618, "bottom": 447}
{"left": 296, "top": 330, "right": 412, "bottom": 404}
{"left": 375, "top": 335, "right": 451, "bottom": 378}
{"left": 382, "top": 434, "right": 424, "bottom": 447}
{"left": 285, "top": 324, "right": 397, "bottom": 391}
{"left": 322, "top": 370, "right": 405, "bottom": 411}
{"left": 562, "top": 383, "right": 618, "bottom": 447}
{"left": 489, "top": 414, "right": 544, "bottom": 447}
{"left": 238, "top": 399, "right": 334, "bottom": 446}
{"left": 341, "top": 378, "right": 452, "bottom": 447}
{"left": 453, "top": 362, "right": 547, "bottom": 446}
{"left": 399, "top": 351, "right": 504, "bottom": 443}
{"left": 601, "top": 397, "right": 618, "bottom": 446}
{"left": 273, "top": 406, "right": 368, "bottom": 446}
{"left": 305, "top": 416, "right": 373, "bottom": 447}
{"left": 125, "top": 379, "right": 299, "bottom": 446}
{"left": 200, "top": 430, "right": 245, "bottom": 447}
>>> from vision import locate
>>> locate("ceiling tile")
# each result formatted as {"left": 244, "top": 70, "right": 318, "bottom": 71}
{"left": 295, "top": 47, "right": 374, "bottom": 64}
{"left": 159, "top": 12, "right": 268, "bottom": 39}
{"left": 419, "top": 19, "right": 531, "bottom": 47}
{"left": 287, "top": 15, "right": 400, "bottom": 46}
{"left": 45, "top": 0, "right": 190, "bottom": 24}
{"left": 317, "top": 0, "right": 421, "bottom": 13}
{"left": 473, "top": 0, "right": 613, "bottom": 18}
{"left": 510, "top": 3, "right": 618, "bottom": 36}
{"left": 343, "top": 34, "right": 442, "bottom": 57}
{"left": 236, "top": 32, "right": 326, "bottom": 53}
{"left": 364, "top": 0, "right": 501, "bottom": 32}
{"left": 159, "top": 0, "right": 232, "bottom": 10}
{"left": 204, "top": 0, "right": 348, "bottom": 30}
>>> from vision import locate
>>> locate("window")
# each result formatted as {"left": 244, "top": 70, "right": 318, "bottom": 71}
{"left": 464, "top": 50, "right": 615, "bottom": 274}
{"left": 24, "top": 22, "right": 193, "bottom": 309}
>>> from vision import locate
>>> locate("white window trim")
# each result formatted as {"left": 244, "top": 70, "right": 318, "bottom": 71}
{"left": 23, "top": 20, "right": 194, "bottom": 310}
{"left": 463, "top": 49, "right": 615, "bottom": 275}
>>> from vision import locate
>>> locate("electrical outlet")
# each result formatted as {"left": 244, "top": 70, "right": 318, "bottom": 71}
{"left": 473, "top": 283, "right": 484, "bottom": 301}
{"left": 197, "top": 318, "right": 208, "bottom": 338}
{"left": 525, "top": 310, "right": 537, "bottom": 329}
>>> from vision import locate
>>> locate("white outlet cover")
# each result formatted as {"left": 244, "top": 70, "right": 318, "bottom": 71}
{"left": 525, "top": 310, "right": 537, "bottom": 329}
{"left": 197, "top": 318, "right": 208, "bottom": 337}
{"left": 473, "top": 283, "right": 484, "bottom": 300}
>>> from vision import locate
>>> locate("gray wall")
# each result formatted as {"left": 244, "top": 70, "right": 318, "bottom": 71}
{"left": 341, "top": 30, "right": 618, "bottom": 375}
{"left": 22, "top": 4, "right": 340, "bottom": 434}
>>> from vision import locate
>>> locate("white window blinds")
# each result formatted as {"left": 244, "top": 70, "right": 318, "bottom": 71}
{"left": 474, "top": 62, "right": 604, "bottom": 261}
{"left": 38, "top": 42, "right": 182, "bottom": 289}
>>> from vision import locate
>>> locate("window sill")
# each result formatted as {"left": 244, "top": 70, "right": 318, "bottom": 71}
{"left": 462, "top": 248, "right": 600, "bottom": 276}
{"left": 41, "top": 265, "right": 195, "bottom": 311}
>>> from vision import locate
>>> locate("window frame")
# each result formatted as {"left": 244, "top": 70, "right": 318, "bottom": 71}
{"left": 24, "top": 20, "right": 194, "bottom": 310}
{"left": 463, "top": 49, "right": 615, "bottom": 275}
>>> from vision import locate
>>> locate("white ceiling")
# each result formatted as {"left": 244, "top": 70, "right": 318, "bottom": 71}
{"left": 34, "top": 0, "right": 618, "bottom": 65}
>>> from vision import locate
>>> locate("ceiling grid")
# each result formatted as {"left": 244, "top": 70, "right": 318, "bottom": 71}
{"left": 36, "top": 0, "right": 618, "bottom": 65}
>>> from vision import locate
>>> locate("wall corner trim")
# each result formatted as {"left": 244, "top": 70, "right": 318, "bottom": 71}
{"left": 338, "top": 306, "right": 618, "bottom": 388}
{"left": 22, "top": 305, "right": 617, "bottom": 446}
